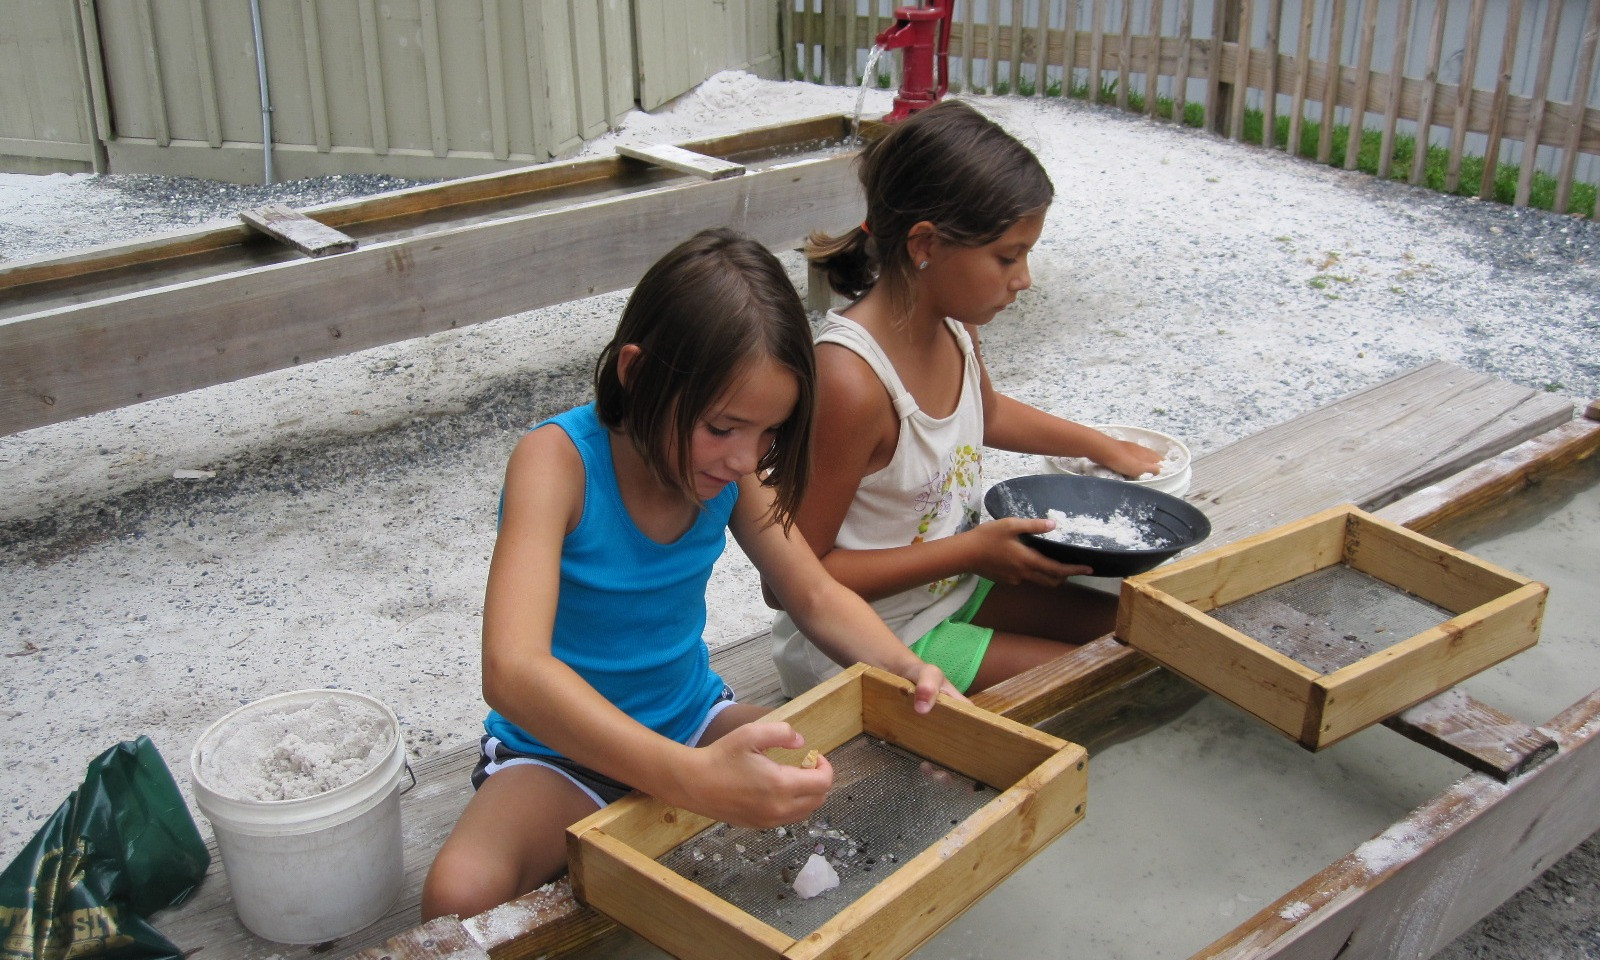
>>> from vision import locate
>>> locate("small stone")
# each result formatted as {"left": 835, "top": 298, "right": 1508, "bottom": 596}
{"left": 792, "top": 853, "right": 839, "bottom": 899}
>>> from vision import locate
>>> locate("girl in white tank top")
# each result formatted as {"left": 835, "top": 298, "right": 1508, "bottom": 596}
{"left": 772, "top": 101, "right": 1163, "bottom": 698}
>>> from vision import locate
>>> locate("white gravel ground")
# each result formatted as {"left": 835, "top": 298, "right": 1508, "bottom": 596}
{"left": 2, "top": 72, "right": 1598, "bottom": 956}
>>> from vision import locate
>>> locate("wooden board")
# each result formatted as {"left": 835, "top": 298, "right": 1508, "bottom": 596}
{"left": 240, "top": 204, "right": 359, "bottom": 257}
{"left": 616, "top": 143, "right": 746, "bottom": 180}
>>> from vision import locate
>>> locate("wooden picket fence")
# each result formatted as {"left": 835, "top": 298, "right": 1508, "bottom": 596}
{"left": 784, "top": 0, "right": 1600, "bottom": 218}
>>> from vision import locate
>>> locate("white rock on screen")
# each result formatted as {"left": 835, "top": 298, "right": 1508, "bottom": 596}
{"left": 793, "top": 853, "right": 840, "bottom": 898}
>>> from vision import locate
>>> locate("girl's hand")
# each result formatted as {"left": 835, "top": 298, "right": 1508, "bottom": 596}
{"left": 965, "top": 517, "right": 1094, "bottom": 585}
{"left": 1097, "top": 438, "right": 1165, "bottom": 480}
{"left": 680, "top": 722, "right": 832, "bottom": 828}
{"left": 897, "top": 661, "right": 966, "bottom": 711}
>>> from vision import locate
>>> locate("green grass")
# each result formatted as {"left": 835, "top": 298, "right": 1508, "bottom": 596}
{"left": 888, "top": 72, "right": 1597, "bottom": 219}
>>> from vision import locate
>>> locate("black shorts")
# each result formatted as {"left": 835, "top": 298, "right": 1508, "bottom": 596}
{"left": 471, "top": 684, "right": 737, "bottom": 806}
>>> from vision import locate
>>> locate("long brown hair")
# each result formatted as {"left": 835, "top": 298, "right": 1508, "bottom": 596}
{"left": 594, "top": 228, "right": 814, "bottom": 527}
{"left": 808, "top": 100, "right": 1054, "bottom": 316}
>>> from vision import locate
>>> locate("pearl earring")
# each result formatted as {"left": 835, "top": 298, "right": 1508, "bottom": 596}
{"left": 918, "top": 260, "right": 929, "bottom": 270}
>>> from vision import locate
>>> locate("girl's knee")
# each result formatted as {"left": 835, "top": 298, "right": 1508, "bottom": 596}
{"left": 421, "top": 844, "right": 511, "bottom": 921}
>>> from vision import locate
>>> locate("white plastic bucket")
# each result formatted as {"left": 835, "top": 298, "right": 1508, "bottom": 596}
{"left": 1040, "top": 424, "right": 1193, "bottom": 498}
{"left": 189, "top": 688, "right": 405, "bottom": 944}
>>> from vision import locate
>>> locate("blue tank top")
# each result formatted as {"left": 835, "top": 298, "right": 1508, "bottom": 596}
{"left": 484, "top": 404, "right": 733, "bottom": 758}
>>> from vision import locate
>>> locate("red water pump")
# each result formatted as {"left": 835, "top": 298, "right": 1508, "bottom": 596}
{"left": 874, "top": 2, "right": 953, "bottom": 123}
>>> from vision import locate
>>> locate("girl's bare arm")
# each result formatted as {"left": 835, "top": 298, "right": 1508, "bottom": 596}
{"left": 483, "top": 430, "right": 828, "bottom": 827}
{"left": 735, "top": 477, "right": 957, "bottom": 711}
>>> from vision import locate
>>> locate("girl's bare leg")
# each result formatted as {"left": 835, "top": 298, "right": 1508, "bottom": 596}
{"left": 420, "top": 764, "right": 600, "bottom": 921}
{"left": 699, "top": 701, "right": 771, "bottom": 744}
{"left": 968, "top": 580, "right": 1117, "bottom": 692}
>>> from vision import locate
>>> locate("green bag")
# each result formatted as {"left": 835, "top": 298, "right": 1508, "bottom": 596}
{"left": 0, "top": 737, "right": 209, "bottom": 960}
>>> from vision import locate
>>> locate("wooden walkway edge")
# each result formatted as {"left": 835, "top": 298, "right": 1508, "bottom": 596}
{"left": 151, "top": 362, "right": 1594, "bottom": 960}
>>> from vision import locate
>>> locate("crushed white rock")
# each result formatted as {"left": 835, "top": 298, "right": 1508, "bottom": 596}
{"left": 792, "top": 853, "right": 840, "bottom": 899}
{"left": 1042, "top": 507, "right": 1166, "bottom": 549}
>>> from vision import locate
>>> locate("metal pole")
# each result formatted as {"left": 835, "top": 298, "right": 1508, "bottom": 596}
{"left": 250, "top": 0, "right": 275, "bottom": 184}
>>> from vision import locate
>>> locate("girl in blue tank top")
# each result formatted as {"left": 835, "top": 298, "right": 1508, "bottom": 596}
{"left": 421, "top": 228, "right": 957, "bottom": 921}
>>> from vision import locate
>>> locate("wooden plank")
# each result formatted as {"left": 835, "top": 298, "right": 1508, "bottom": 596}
{"left": 861, "top": 670, "right": 1061, "bottom": 788}
{"left": 0, "top": 147, "right": 860, "bottom": 436}
{"left": 1377, "top": 0, "right": 1413, "bottom": 179}
{"left": 347, "top": 917, "right": 488, "bottom": 960}
{"left": 569, "top": 828, "right": 789, "bottom": 960}
{"left": 1514, "top": 1, "right": 1563, "bottom": 207}
{"left": 1444, "top": 0, "right": 1487, "bottom": 192}
{"left": 615, "top": 143, "right": 746, "bottom": 180}
{"left": 1407, "top": 0, "right": 1448, "bottom": 186}
{"left": 1194, "top": 687, "right": 1600, "bottom": 960}
{"left": 1062, "top": 0, "right": 1081, "bottom": 100}
{"left": 1226, "top": 0, "right": 1252, "bottom": 140}
{"left": 1013, "top": 0, "right": 1027, "bottom": 92}
{"left": 1202, "top": 0, "right": 1224, "bottom": 131}
{"left": 1373, "top": 410, "right": 1600, "bottom": 541}
{"left": 1184, "top": 361, "right": 1574, "bottom": 541}
{"left": 1344, "top": 510, "right": 1533, "bottom": 614}
{"left": 1260, "top": 0, "right": 1280, "bottom": 148}
{"left": 1316, "top": 0, "right": 1348, "bottom": 164}
{"left": 1478, "top": 0, "right": 1523, "bottom": 199}
{"left": 1553, "top": 0, "right": 1600, "bottom": 214}
{"left": 1169, "top": 0, "right": 1193, "bottom": 124}
{"left": 240, "top": 203, "right": 360, "bottom": 257}
{"left": 1144, "top": 0, "right": 1165, "bottom": 115}
{"left": 1089, "top": 0, "right": 1105, "bottom": 102}
{"left": 1116, "top": 0, "right": 1133, "bottom": 109}
{"left": 460, "top": 882, "right": 612, "bottom": 960}
{"left": 1343, "top": 0, "right": 1379, "bottom": 169}
{"left": 1039, "top": 0, "right": 1055, "bottom": 100}
{"left": 970, "top": 635, "right": 1155, "bottom": 727}
{"left": 1382, "top": 688, "right": 1557, "bottom": 782}
{"left": 76, "top": 0, "right": 113, "bottom": 151}
{"left": 1285, "top": 0, "right": 1315, "bottom": 157}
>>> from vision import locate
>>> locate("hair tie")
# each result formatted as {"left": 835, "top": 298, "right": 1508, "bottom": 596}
{"left": 859, "top": 221, "right": 871, "bottom": 236}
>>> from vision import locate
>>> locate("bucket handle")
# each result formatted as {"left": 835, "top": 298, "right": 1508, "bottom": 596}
{"left": 399, "top": 762, "right": 417, "bottom": 796}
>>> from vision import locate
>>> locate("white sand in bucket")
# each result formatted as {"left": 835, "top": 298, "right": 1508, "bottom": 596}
{"left": 198, "top": 694, "right": 395, "bottom": 802}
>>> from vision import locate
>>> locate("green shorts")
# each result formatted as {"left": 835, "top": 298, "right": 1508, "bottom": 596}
{"left": 909, "top": 579, "right": 995, "bottom": 694}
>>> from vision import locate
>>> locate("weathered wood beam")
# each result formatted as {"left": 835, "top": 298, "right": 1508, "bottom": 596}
{"left": 0, "top": 150, "right": 860, "bottom": 436}
{"left": 1196, "top": 686, "right": 1600, "bottom": 960}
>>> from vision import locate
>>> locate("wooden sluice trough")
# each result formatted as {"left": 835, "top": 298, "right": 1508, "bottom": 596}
{"left": 142, "top": 362, "right": 1600, "bottom": 960}
{"left": 0, "top": 115, "right": 866, "bottom": 437}
{"left": 9, "top": 116, "right": 1600, "bottom": 959}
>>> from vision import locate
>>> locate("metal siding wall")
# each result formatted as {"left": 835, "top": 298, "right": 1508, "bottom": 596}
{"left": 1, "top": 0, "right": 775, "bottom": 181}
{"left": 0, "top": 0, "right": 94, "bottom": 162}
{"left": 636, "top": 0, "right": 785, "bottom": 109}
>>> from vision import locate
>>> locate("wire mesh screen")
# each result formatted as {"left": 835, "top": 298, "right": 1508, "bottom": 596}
{"left": 1209, "top": 563, "right": 1454, "bottom": 674}
{"left": 655, "top": 734, "right": 997, "bottom": 939}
